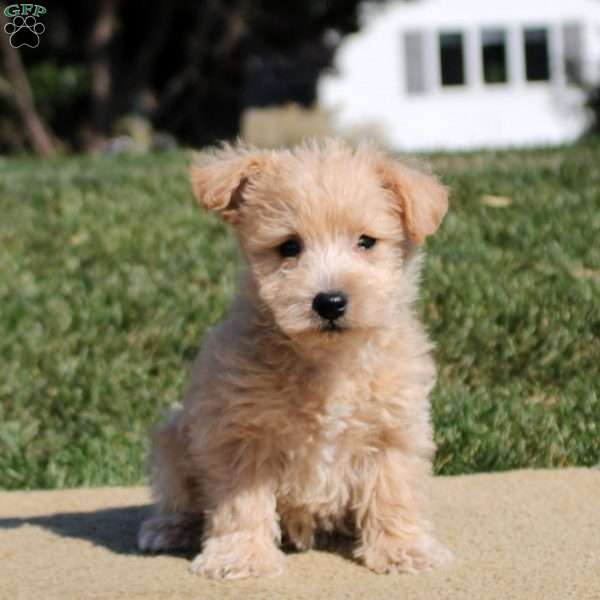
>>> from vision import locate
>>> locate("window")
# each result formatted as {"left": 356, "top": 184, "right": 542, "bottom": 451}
{"left": 482, "top": 29, "right": 507, "bottom": 84}
{"left": 563, "top": 23, "right": 583, "bottom": 84}
{"left": 404, "top": 31, "right": 426, "bottom": 94}
{"left": 524, "top": 28, "right": 550, "bottom": 81}
{"left": 439, "top": 32, "right": 465, "bottom": 86}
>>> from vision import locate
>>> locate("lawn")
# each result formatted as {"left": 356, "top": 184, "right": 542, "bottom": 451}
{"left": 1, "top": 143, "right": 599, "bottom": 490}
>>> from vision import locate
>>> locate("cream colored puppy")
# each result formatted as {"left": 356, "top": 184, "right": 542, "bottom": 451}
{"left": 138, "top": 139, "right": 451, "bottom": 579}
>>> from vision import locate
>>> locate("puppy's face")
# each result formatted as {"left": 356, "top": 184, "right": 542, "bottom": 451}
{"left": 191, "top": 140, "right": 447, "bottom": 347}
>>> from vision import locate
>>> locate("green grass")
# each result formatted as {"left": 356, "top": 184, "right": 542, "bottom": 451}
{"left": 1, "top": 143, "right": 599, "bottom": 489}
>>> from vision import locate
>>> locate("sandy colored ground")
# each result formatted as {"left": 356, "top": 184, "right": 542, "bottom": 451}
{"left": 1, "top": 468, "right": 599, "bottom": 600}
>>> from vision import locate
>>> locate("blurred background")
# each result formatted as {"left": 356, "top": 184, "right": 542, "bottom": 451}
{"left": 1, "top": 1, "right": 599, "bottom": 489}
{"left": 2, "top": 0, "right": 600, "bottom": 156}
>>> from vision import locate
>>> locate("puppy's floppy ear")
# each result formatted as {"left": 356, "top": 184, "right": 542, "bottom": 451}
{"left": 190, "top": 144, "right": 268, "bottom": 224}
{"left": 377, "top": 158, "right": 448, "bottom": 244}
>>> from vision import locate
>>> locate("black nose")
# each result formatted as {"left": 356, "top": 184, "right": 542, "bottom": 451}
{"left": 312, "top": 291, "right": 348, "bottom": 321}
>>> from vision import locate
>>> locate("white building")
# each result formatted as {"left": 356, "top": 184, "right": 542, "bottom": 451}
{"left": 319, "top": 0, "right": 600, "bottom": 151}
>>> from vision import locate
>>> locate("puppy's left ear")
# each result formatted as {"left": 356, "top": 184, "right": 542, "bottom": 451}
{"left": 377, "top": 159, "right": 448, "bottom": 244}
{"left": 190, "top": 145, "right": 268, "bottom": 224}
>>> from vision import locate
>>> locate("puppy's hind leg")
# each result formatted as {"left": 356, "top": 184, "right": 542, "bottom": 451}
{"left": 138, "top": 512, "right": 202, "bottom": 552}
{"left": 138, "top": 412, "right": 203, "bottom": 553}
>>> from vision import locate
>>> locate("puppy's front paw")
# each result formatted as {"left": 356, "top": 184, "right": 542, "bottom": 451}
{"left": 190, "top": 533, "right": 285, "bottom": 580}
{"left": 356, "top": 533, "right": 453, "bottom": 574}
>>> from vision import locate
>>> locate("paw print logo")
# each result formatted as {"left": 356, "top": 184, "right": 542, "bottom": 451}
{"left": 4, "top": 15, "right": 45, "bottom": 49}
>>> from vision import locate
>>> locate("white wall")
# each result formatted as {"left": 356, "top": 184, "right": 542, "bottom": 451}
{"left": 319, "top": 0, "right": 600, "bottom": 151}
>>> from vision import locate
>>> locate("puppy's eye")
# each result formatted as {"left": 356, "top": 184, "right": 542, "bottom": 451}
{"left": 358, "top": 235, "right": 377, "bottom": 250}
{"left": 278, "top": 238, "right": 302, "bottom": 258}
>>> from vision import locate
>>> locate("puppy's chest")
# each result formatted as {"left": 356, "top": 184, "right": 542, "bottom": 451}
{"left": 275, "top": 365, "right": 402, "bottom": 505}
{"left": 289, "top": 401, "right": 358, "bottom": 462}
{"left": 278, "top": 407, "right": 351, "bottom": 500}
{"left": 282, "top": 366, "right": 392, "bottom": 448}
{"left": 277, "top": 390, "right": 376, "bottom": 507}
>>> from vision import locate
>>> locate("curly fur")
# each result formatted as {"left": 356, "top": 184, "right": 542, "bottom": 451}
{"left": 138, "top": 138, "right": 451, "bottom": 579}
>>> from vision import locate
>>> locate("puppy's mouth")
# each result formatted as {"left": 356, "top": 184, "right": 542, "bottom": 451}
{"left": 319, "top": 320, "right": 345, "bottom": 333}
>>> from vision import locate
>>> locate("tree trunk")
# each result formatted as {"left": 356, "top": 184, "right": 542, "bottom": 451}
{"left": 85, "top": 0, "right": 118, "bottom": 150}
{"left": 0, "top": 7, "right": 57, "bottom": 157}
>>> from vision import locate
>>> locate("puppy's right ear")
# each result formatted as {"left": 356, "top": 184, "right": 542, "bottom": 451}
{"left": 190, "top": 145, "right": 268, "bottom": 224}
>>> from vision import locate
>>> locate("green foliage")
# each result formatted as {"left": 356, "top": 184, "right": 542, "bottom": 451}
{"left": 27, "top": 60, "right": 89, "bottom": 123}
{"left": 0, "top": 144, "right": 599, "bottom": 489}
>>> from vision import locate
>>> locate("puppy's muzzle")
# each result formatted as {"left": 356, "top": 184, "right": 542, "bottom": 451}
{"left": 312, "top": 291, "right": 348, "bottom": 321}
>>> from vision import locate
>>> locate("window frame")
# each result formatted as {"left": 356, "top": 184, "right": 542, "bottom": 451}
{"left": 438, "top": 30, "right": 467, "bottom": 88}
{"left": 481, "top": 27, "right": 509, "bottom": 85}
{"left": 403, "top": 30, "right": 427, "bottom": 95}
{"left": 523, "top": 26, "right": 551, "bottom": 83}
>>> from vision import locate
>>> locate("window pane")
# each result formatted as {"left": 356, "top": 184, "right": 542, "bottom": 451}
{"left": 439, "top": 32, "right": 465, "bottom": 86}
{"left": 563, "top": 23, "right": 583, "bottom": 84}
{"left": 404, "top": 31, "right": 426, "bottom": 94}
{"left": 524, "top": 28, "right": 550, "bottom": 81}
{"left": 482, "top": 29, "right": 507, "bottom": 83}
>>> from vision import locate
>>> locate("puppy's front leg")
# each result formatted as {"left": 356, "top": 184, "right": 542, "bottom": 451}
{"left": 190, "top": 470, "right": 284, "bottom": 580}
{"left": 354, "top": 449, "right": 451, "bottom": 574}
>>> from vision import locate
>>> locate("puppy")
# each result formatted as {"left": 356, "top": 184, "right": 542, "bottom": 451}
{"left": 138, "top": 139, "right": 451, "bottom": 579}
